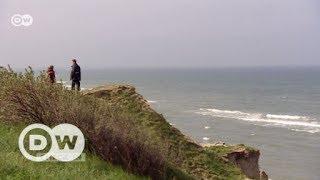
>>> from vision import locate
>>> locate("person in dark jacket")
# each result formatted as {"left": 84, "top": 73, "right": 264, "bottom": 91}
{"left": 47, "top": 65, "right": 56, "bottom": 83}
{"left": 70, "top": 59, "right": 81, "bottom": 91}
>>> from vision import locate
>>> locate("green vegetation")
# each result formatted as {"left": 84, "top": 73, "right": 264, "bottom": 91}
{"left": 0, "top": 67, "right": 250, "bottom": 179}
{"left": 0, "top": 67, "right": 191, "bottom": 179}
{"left": 85, "top": 85, "right": 246, "bottom": 179}
{"left": 205, "top": 144, "right": 257, "bottom": 157}
{"left": 0, "top": 121, "right": 145, "bottom": 180}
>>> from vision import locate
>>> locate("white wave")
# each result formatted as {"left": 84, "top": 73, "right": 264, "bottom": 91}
{"left": 61, "top": 84, "right": 88, "bottom": 91}
{"left": 205, "top": 108, "right": 249, "bottom": 115}
{"left": 147, "top": 100, "right": 157, "bottom": 104}
{"left": 196, "top": 108, "right": 320, "bottom": 134}
{"left": 291, "top": 128, "right": 320, "bottom": 134}
{"left": 266, "top": 114, "right": 307, "bottom": 120}
{"left": 241, "top": 117, "right": 320, "bottom": 128}
{"left": 57, "top": 80, "right": 67, "bottom": 84}
{"left": 199, "top": 108, "right": 261, "bottom": 120}
{"left": 203, "top": 137, "right": 210, "bottom": 141}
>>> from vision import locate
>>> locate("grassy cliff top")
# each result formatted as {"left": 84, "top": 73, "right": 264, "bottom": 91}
{"left": 84, "top": 84, "right": 250, "bottom": 179}
{"left": 0, "top": 69, "right": 262, "bottom": 179}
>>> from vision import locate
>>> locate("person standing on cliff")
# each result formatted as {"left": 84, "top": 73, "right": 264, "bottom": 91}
{"left": 70, "top": 59, "right": 81, "bottom": 91}
{"left": 47, "top": 65, "right": 56, "bottom": 83}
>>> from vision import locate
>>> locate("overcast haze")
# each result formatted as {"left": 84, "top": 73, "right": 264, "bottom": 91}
{"left": 0, "top": 0, "right": 320, "bottom": 69}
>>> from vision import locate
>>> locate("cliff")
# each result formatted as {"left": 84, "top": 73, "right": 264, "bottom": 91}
{"left": 0, "top": 68, "right": 267, "bottom": 179}
{"left": 83, "top": 84, "right": 267, "bottom": 179}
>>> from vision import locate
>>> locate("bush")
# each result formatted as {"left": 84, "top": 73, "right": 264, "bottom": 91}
{"left": 0, "top": 67, "right": 181, "bottom": 179}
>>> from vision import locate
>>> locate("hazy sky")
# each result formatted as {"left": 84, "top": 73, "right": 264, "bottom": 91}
{"left": 0, "top": 0, "right": 320, "bottom": 69}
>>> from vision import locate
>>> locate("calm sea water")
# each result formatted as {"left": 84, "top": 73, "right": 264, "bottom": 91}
{"left": 57, "top": 67, "right": 320, "bottom": 180}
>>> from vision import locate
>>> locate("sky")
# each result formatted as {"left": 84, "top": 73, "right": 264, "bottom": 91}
{"left": 0, "top": 0, "right": 320, "bottom": 69}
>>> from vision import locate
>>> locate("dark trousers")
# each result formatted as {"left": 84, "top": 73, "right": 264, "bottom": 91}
{"left": 71, "top": 80, "right": 81, "bottom": 91}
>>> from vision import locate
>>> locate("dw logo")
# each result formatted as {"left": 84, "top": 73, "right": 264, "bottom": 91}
{"left": 11, "top": 14, "right": 33, "bottom": 27}
{"left": 18, "top": 123, "right": 85, "bottom": 162}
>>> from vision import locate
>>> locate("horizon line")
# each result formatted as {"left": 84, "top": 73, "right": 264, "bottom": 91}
{"left": 6, "top": 65, "right": 320, "bottom": 71}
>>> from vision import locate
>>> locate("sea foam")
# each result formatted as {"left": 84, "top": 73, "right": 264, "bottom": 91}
{"left": 196, "top": 108, "right": 320, "bottom": 134}
{"left": 147, "top": 100, "right": 157, "bottom": 104}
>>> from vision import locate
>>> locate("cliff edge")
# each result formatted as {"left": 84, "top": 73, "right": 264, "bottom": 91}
{"left": 0, "top": 66, "right": 267, "bottom": 179}
{"left": 83, "top": 84, "right": 267, "bottom": 179}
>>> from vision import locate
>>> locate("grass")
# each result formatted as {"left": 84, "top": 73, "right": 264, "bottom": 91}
{"left": 86, "top": 85, "right": 246, "bottom": 179}
{"left": 0, "top": 68, "right": 170, "bottom": 179}
{"left": 0, "top": 68, "right": 250, "bottom": 179}
{"left": 0, "top": 121, "right": 146, "bottom": 180}
{"left": 205, "top": 144, "right": 257, "bottom": 157}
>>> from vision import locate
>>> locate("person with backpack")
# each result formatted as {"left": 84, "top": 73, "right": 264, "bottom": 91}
{"left": 70, "top": 59, "right": 81, "bottom": 91}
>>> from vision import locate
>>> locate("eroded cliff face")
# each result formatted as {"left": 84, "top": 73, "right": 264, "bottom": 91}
{"left": 204, "top": 143, "right": 268, "bottom": 180}
{"left": 225, "top": 146, "right": 269, "bottom": 180}
{"left": 225, "top": 147, "right": 260, "bottom": 179}
{"left": 225, "top": 149, "right": 268, "bottom": 180}
{"left": 83, "top": 84, "right": 267, "bottom": 179}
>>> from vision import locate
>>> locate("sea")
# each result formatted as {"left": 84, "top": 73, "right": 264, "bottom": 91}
{"left": 56, "top": 67, "right": 320, "bottom": 180}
